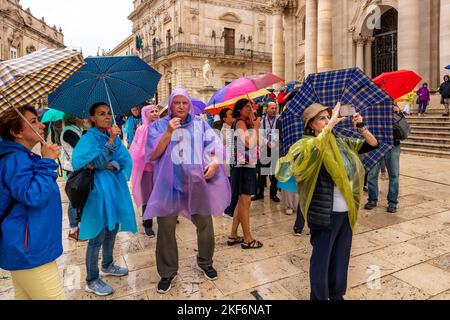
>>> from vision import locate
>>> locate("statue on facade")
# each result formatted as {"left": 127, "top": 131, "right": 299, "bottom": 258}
{"left": 203, "top": 60, "right": 213, "bottom": 87}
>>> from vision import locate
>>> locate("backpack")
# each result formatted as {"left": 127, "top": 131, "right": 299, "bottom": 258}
{"left": 65, "top": 168, "right": 95, "bottom": 219}
{"left": 392, "top": 112, "right": 411, "bottom": 141}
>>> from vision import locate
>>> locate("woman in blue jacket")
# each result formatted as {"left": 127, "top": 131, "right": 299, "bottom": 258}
{"left": 72, "top": 102, "right": 137, "bottom": 296}
{"left": 0, "top": 106, "right": 64, "bottom": 300}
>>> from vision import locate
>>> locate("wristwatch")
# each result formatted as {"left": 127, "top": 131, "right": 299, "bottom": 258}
{"left": 356, "top": 122, "right": 366, "bottom": 129}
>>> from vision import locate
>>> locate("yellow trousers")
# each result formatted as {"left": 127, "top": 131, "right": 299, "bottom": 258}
{"left": 11, "top": 261, "right": 65, "bottom": 300}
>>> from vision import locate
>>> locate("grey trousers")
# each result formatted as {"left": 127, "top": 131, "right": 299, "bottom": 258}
{"left": 156, "top": 215, "right": 215, "bottom": 278}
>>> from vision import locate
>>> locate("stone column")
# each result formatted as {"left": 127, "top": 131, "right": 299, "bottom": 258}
{"left": 355, "top": 36, "right": 365, "bottom": 72}
{"left": 365, "top": 37, "right": 374, "bottom": 78}
{"left": 317, "top": 0, "right": 333, "bottom": 72}
{"left": 304, "top": 0, "right": 318, "bottom": 76}
{"left": 271, "top": 0, "right": 288, "bottom": 78}
{"left": 398, "top": 0, "right": 420, "bottom": 76}
{"left": 440, "top": 0, "right": 450, "bottom": 80}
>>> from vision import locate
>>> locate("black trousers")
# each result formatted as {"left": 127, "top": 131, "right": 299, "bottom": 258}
{"left": 309, "top": 212, "right": 353, "bottom": 300}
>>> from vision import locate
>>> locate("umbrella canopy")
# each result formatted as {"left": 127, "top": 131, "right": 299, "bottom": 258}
{"left": 48, "top": 56, "right": 161, "bottom": 119}
{"left": 446, "top": 65, "right": 450, "bottom": 70}
{"left": 282, "top": 68, "right": 394, "bottom": 171}
{"left": 0, "top": 48, "right": 85, "bottom": 115}
{"left": 373, "top": 70, "right": 422, "bottom": 100}
{"left": 41, "top": 108, "right": 65, "bottom": 123}
{"left": 191, "top": 98, "right": 206, "bottom": 115}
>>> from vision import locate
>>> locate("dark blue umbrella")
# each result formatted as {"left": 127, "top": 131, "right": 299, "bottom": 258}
{"left": 48, "top": 56, "right": 161, "bottom": 119}
{"left": 281, "top": 68, "right": 393, "bottom": 171}
{"left": 446, "top": 65, "right": 450, "bottom": 70}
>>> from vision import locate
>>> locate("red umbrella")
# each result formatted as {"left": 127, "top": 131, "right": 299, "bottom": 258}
{"left": 373, "top": 70, "right": 422, "bottom": 100}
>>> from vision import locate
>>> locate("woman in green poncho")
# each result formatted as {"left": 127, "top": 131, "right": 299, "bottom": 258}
{"left": 276, "top": 102, "right": 379, "bottom": 300}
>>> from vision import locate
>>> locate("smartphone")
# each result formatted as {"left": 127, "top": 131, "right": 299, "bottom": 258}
{"left": 340, "top": 104, "right": 356, "bottom": 117}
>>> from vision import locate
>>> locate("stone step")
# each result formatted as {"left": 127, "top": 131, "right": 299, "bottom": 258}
{"left": 401, "top": 141, "right": 450, "bottom": 152}
{"left": 401, "top": 147, "right": 450, "bottom": 159}
{"left": 407, "top": 135, "right": 450, "bottom": 145}
{"left": 407, "top": 117, "right": 450, "bottom": 123}
{"left": 410, "top": 131, "right": 450, "bottom": 138}
{"left": 408, "top": 121, "right": 450, "bottom": 128}
{"left": 410, "top": 125, "right": 450, "bottom": 131}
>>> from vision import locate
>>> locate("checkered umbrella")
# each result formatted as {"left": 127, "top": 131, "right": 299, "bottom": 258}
{"left": 281, "top": 68, "right": 394, "bottom": 172}
{"left": 0, "top": 48, "right": 85, "bottom": 114}
{"left": 0, "top": 48, "right": 84, "bottom": 142}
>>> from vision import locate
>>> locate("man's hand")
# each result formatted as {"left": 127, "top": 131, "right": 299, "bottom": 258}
{"left": 204, "top": 160, "right": 219, "bottom": 181}
{"left": 167, "top": 118, "right": 182, "bottom": 134}
{"left": 41, "top": 143, "right": 61, "bottom": 160}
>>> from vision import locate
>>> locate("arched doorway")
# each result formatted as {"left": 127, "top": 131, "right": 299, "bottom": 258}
{"left": 372, "top": 8, "right": 398, "bottom": 78}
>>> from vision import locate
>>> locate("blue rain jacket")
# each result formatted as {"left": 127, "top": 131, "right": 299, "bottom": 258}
{"left": 0, "top": 140, "right": 63, "bottom": 271}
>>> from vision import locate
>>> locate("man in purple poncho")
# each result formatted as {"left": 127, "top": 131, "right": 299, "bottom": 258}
{"left": 145, "top": 87, "right": 231, "bottom": 294}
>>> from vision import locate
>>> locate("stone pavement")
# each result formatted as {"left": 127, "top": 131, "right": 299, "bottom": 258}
{"left": 1, "top": 153, "right": 450, "bottom": 300}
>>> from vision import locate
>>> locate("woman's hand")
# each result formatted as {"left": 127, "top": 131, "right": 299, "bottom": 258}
{"left": 352, "top": 113, "right": 363, "bottom": 127}
{"left": 106, "top": 163, "right": 117, "bottom": 172}
{"left": 328, "top": 102, "right": 346, "bottom": 131}
{"left": 108, "top": 125, "right": 121, "bottom": 145}
{"left": 41, "top": 143, "right": 61, "bottom": 160}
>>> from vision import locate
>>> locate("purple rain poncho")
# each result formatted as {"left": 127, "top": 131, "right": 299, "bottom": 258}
{"left": 129, "top": 105, "right": 159, "bottom": 208}
{"left": 143, "top": 88, "right": 231, "bottom": 220}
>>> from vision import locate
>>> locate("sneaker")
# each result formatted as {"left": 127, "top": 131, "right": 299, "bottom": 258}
{"left": 363, "top": 186, "right": 368, "bottom": 193}
{"left": 100, "top": 265, "right": 129, "bottom": 277}
{"left": 285, "top": 209, "right": 294, "bottom": 215}
{"left": 294, "top": 229, "right": 302, "bottom": 237}
{"left": 364, "top": 201, "right": 377, "bottom": 210}
{"left": 68, "top": 229, "right": 79, "bottom": 242}
{"left": 85, "top": 278, "right": 114, "bottom": 296}
{"left": 197, "top": 265, "right": 218, "bottom": 281}
{"left": 144, "top": 227, "right": 155, "bottom": 238}
{"left": 223, "top": 212, "right": 234, "bottom": 220}
{"left": 380, "top": 172, "right": 388, "bottom": 181}
{"left": 387, "top": 203, "right": 397, "bottom": 214}
{"left": 251, "top": 195, "right": 264, "bottom": 201}
{"left": 157, "top": 275, "right": 177, "bottom": 294}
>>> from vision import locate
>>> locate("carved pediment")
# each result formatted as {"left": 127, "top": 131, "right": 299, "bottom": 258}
{"left": 219, "top": 12, "right": 242, "bottom": 24}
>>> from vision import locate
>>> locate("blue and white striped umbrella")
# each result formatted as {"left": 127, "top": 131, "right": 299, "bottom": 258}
{"left": 281, "top": 68, "right": 394, "bottom": 171}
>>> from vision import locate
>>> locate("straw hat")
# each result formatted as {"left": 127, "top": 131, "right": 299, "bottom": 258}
{"left": 302, "top": 103, "right": 332, "bottom": 133}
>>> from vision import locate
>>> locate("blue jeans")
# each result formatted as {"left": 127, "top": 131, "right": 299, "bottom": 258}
{"left": 86, "top": 225, "right": 119, "bottom": 282}
{"left": 67, "top": 202, "right": 79, "bottom": 229}
{"left": 418, "top": 100, "right": 428, "bottom": 114}
{"left": 367, "top": 145, "right": 401, "bottom": 205}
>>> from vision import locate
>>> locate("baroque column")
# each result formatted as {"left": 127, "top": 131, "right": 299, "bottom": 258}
{"left": 355, "top": 36, "right": 365, "bottom": 72}
{"left": 317, "top": 0, "right": 333, "bottom": 72}
{"left": 304, "top": 0, "right": 318, "bottom": 76}
{"left": 271, "top": 0, "right": 288, "bottom": 78}
{"left": 364, "top": 37, "right": 374, "bottom": 78}
{"left": 398, "top": 0, "right": 420, "bottom": 76}
{"left": 440, "top": 0, "right": 450, "bottom": 80}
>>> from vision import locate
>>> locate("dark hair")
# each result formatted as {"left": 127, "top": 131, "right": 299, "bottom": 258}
{"left": 423, "top": 83, "right": 428, "bottom": 86}
{"left": 89, "top": 102, "right": 110, "bottom": 116}
{"left": 232, "top": 99, "right": 250, "bottom": 119}
{"left": 63, "top": 114, "right": 79, "bottom": 126}
{"left": 0, "top": 106, "right": 38, "bottom": 141}
{"left": 444, "top": 75, "right": 450, "bottom": 81}
{"left": 219, "top": 108, "right": 232, "bottom": 124}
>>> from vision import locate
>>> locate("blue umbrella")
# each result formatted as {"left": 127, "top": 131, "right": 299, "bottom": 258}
{"left": 446, "top": 65, "right": 450, "bottom": 70}
{"left": 281, "top": 68, "right": 393, "bottom": 171}
{"left": 286, "top": 80, "right": 301, "bottom": 87}
{"left": 48, "top": 56, "right": 161, "bottom": 119}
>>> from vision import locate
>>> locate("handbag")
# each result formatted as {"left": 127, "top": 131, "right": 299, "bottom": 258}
{"left": 65, "top": 169, "right": 95, "bottom": 217}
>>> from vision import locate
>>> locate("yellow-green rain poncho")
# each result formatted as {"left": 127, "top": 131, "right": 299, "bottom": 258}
{"left": 276, "top": 127, "right": 366, "bottom": 232}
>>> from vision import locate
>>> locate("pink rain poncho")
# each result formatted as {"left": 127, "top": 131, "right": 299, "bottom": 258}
{"left": 129, "top": 105, "right": 159, "bottom": 208}
{"left": 144, "top": 87, "right": 231, "bottom": 220}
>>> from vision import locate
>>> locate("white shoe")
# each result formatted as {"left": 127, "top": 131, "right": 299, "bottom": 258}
{"left": 286, "top": 209, "right": 294, "bottom": 215}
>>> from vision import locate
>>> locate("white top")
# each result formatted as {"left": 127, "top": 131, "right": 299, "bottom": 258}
{"left": 333, "top": 185, "right": 349, "bottom": 213}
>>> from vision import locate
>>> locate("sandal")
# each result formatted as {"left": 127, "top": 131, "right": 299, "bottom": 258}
{"left": 241, "top": 240, "right": 263, "bottom": 250}
{"left": 227, "top": 236, "right": 245, "bottom": 246}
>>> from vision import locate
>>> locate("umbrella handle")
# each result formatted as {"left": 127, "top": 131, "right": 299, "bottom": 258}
{"left": 0, "top": 95, "right": 46, "bottom": 144}
{"left": 102, "top": 79, "right": 117, "bottom": 126}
